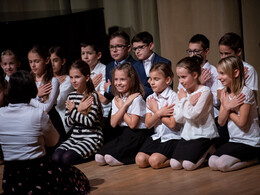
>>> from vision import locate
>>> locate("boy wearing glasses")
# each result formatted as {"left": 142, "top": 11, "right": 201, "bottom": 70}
{"left": 104, "top": 31, "right": 136, "bottom": 101}
{"left": 131, "top": 31, "right": 171, "bottom": 99}
{"left": 179, "top": 34, "right": 220, "bottom": 118}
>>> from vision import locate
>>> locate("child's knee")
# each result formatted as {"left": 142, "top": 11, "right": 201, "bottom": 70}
{"left": 135, "top": 153, "right": 147, "bottom": 167}
{"left": 170, "top": 158, "right": 182, "bottom": 170}
{"left": 182, "top": 160, "right": 196, "bottom": 171}
{"left": 148, "top": 155, "right": 163, "bottom": 169}
{"left": 208, "top": 155, "right": 218, "bottom": 170}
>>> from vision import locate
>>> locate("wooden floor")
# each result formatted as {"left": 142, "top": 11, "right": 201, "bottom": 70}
{"left": 1, "top": 161, "right": 260, "bottom": 194}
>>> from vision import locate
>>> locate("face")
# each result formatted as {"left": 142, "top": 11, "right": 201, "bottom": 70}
{"left": 148, "top": 70, "right": 171, "bottom": 94}
{"left": 81, "top": 46, "right": 101, "bottom": 70}
{"left": 28, "top": 52, "right": 48, "bottom": 77}
{"left": 217, "top": 66, "right": 232, "bottom": 88}
{"left": 132, "top": 41, "right": 153, "bottom": 60}
{"left": 69, "top": 67, "right": 89, "bottom": 94}
{"left": 109, "top": 37, "right": 130, "bottom": 62}
{"left": 1, "top": 55, "right": 19, "bottom": 77}
{"left": 176, "top": 67, "right": 198, "bottom": 93}
{"left": 187, "top": 42, "right": 208, "bottom": 64}
{"left": 219, "top": 45, "right": 238, "bottom": 59}
{"left": 114, "top": 69, "right": 131, "bottom": 95}
{"left": 50, "top": 53, "right": 65, "bottom": 75}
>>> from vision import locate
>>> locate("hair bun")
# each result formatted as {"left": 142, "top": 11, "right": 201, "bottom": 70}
{"left": 192, "top": 55, "right": 203, "bottom": 66}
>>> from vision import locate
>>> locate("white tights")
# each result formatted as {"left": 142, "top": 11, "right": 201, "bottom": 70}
{"left": 95, "top": 154, "right": 123, "bottom": 166}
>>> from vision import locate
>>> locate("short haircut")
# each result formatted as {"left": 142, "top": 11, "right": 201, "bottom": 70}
{"left": 8, "top": 70, "right": 37, "bottom": 103}
{"left": 189, "top": 34, "right": 210, "bottom": 50}
{"left": 218, "top": 32, "right": 242, "bottom": 53}
{"left": 109, "top": 31, "right": 130, "bottom": 45}
{"left": 131, "top": 31, "right": 153, "bottom": 45}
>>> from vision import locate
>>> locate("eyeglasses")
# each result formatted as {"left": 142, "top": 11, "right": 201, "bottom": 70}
{"left": 132, "top": 45, "right": 147, "bottom": 52}
{"left": 109, "top": 44, "right": 128, "bottom": 51}
{"left": 186, "top": 49, "right": 203, "bottom": 55}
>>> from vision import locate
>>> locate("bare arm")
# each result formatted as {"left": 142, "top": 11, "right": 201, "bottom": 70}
{"left": 229, "top": 103, "right": 250, "bottom": 130}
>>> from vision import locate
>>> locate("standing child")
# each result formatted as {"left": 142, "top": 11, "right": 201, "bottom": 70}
{"left": 28, "top": 45, "right": 66, "bottom": 142}
{"left": 1, "top": 49, "right": 20, "bottom": 82}
{"left": 95, "top": 62, "right": 148, "bottom": 166}
{"left": 135, "top": 62, "right": 182, "bottom": 169}
{"left": 52, "top": 59, "right": 103, "bottom": 165}
{"left": 0, "top": 70, "right": 90, "bottom": 194}
{"left": 49, "top": 46, "right": 74, "bottom": 133}
{"left": 81, "top": 42, "right": 112, "bottom": 143}
{"left": 209, "top": 56, "right": 260, "bottom": 172}
{"left": 170, "top": 55, "right": 219, "bottom": 171}
{"left": 132, "top": 31, "right": 172, "bottom": 99}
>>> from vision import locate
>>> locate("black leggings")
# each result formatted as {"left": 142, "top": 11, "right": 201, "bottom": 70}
{"left": 52, "top": 149, "right": 81, "bottom": 165}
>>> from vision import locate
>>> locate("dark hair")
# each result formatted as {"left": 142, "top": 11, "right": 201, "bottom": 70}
{"left": 109, "top": 31, "right": 130, "bottom": 45}
{"left": 8, "top": 70, "right": 37, "bottom": 104}
{"left": 189, "top": 34, "right": 209, "bottom": 50}
{"left": 49, "top": 45, "right": 67, "bottom": 75}
{"left": 112, "top": 62, "right": 145, "bottom": 98}
{"left": 218, "top": 32, "right": 242, "bottom": 53}
{"left": 0, "top": 75, "right": 8, "bottom": 106}
{"left": 176, "top": 55, "right": 203, "bottom": 78}
{"left": 150, "top": 62, "right": 174, "bottom": 81}
{"left": 131, "top": 31, "right": 153, "bottom": 45}
{"left": 80, "top": 41, "right": 102, "bottom": 54}
{"left": 28, "top": 45, "right": 53, "bottom": 84}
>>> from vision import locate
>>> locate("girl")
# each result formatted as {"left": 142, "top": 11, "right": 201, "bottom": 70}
{"left": 209, "top": 56, "right": 260, "bottom": 172}
{"left": 52, "top": 59, "right": 103, "bottom": 165}
{"left": 49, "top": 46, "right": 74, "bottom": 133}
{"left": 135, "top": 62, "right": 182, "bottom": 169}
{"left": 170, "top": 55, "right": 219, "bottom": 171}
{"left": 95, "top": 62, "right": 147, "bottom": 166}
{"left": 1, "top": 49, "right": 20, "bottom": 82}
{"left": 0, "top": 70, "right": 90, "bottom": 194}
{"left": 28, "top": 45, "right": 66, "bottom": 142}
{"left": 81, "top": 42, "right": 112, "bottom": 143}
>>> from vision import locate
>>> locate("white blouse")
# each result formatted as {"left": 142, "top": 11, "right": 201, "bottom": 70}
{"left": 227, "top": 86, "right": 260, "bottom": 147}
{"left": 174, "top": 85, "right": 219, "bottom": 141}
{"left": 112, "top": 94, "right": 146, "bottom": 129}
{"left": 147, "top": 87, "right": 182, "bottom": 142}
{"left": 55, "top": 75, "right": 74, "bottom": 133}
{"left": 0, "top": 103, "right": 58, "bottom": 161}
{"left": 30, "top": 77, "right": 59, "bottom": 113}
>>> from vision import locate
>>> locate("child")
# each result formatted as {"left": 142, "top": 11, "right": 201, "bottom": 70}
{"left": 131, "top": 31, "right": 172, "bottom": 99}
{"left": 28, "top": 45, "right": 66, "bottom": 142}
{"left": 0, "top": 70, "right": 90, "bottom": 194}
{"left": 95, "top": 62, "right": 148, "bottom": 166}
{"left": 208, "top": 56, "right": 260, "bottom": 172}
{"left": 81, "top": 42, "right": 112, "bottom": 143}
{"left": 217, "top": 32, "right": 259, "bottom": 144}
{"left": 170, "top": 55, "right": 219, "bottom": 171}
{"left": 180, "top": 34, "right": 219, "bottom": 118}
{"left": 135, "top": 62, "right": 182, "bottom": 169}
{"left": 52, "top": 59, "right": 103, "bottom": 165}
{"left": 49, "top": 46, "right": 74, "bottom": 133}
{"left": 104, "top": 31, "right": 137, "bottom": 101}
{"left": 1, "top": 49, "right": 20, "bottom": 82}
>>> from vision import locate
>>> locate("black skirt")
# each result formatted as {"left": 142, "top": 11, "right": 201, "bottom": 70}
{"left": 139, "top": 137, "right": 179, "bottom": 159}
{"left": 172, "top": 138, "right": 214, "bottom": 163}
{"left": 2, "top": 156, "right": 90, "bottom": 195}
{"left": 97, "top": 126, "right": 148, "bottom": 164}
{"left": 213, "top": 142, "right": 260, "bottom": 161}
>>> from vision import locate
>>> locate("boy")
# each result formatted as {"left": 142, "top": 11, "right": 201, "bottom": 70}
{"left": 131, "top": 31, "right": 171, "bottom": 99}
{"left": 179, "top": 34, "right": 219, "bottom": 117}
{"left": 104, "top": 31, "right": 136, "bottom": 101}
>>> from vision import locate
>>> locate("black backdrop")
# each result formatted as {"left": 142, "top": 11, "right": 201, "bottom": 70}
{"left": 0, "top": 8, "right": 112, "bottom": 73}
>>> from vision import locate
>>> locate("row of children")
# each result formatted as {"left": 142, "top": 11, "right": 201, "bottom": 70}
{"left": 0, "top": 30, "right": 260, "bottom": 194}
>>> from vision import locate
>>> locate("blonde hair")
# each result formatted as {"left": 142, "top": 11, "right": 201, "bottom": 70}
{"left": 218, "top": 56, "right": 245, "bottom": 95}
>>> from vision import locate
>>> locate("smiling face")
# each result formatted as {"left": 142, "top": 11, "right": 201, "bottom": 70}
{"left": 81, "top": 46, "right": 101, "bottom": 70}
{"left": 1, "top": 55, "right": 20, "bottom": 77}
{"left": 176, "top": 67, "right": 199, "bottom": 93}
{"left": 113, "top": 69, "right": 131, "bottom": 95}
{"left": 217, "top": 66, "right": 232, "bottom": 88}
{"left": 69, "top": 67, "right": 89, "bottom": 94}
{"left": 50, "top": 53, "right": 65, "bottom": 76}
{"left": 148, "top": 70, "right": 171, "bottom": 95}
{"left": 28, "top": 52, "right": 48, "bottom": 78}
